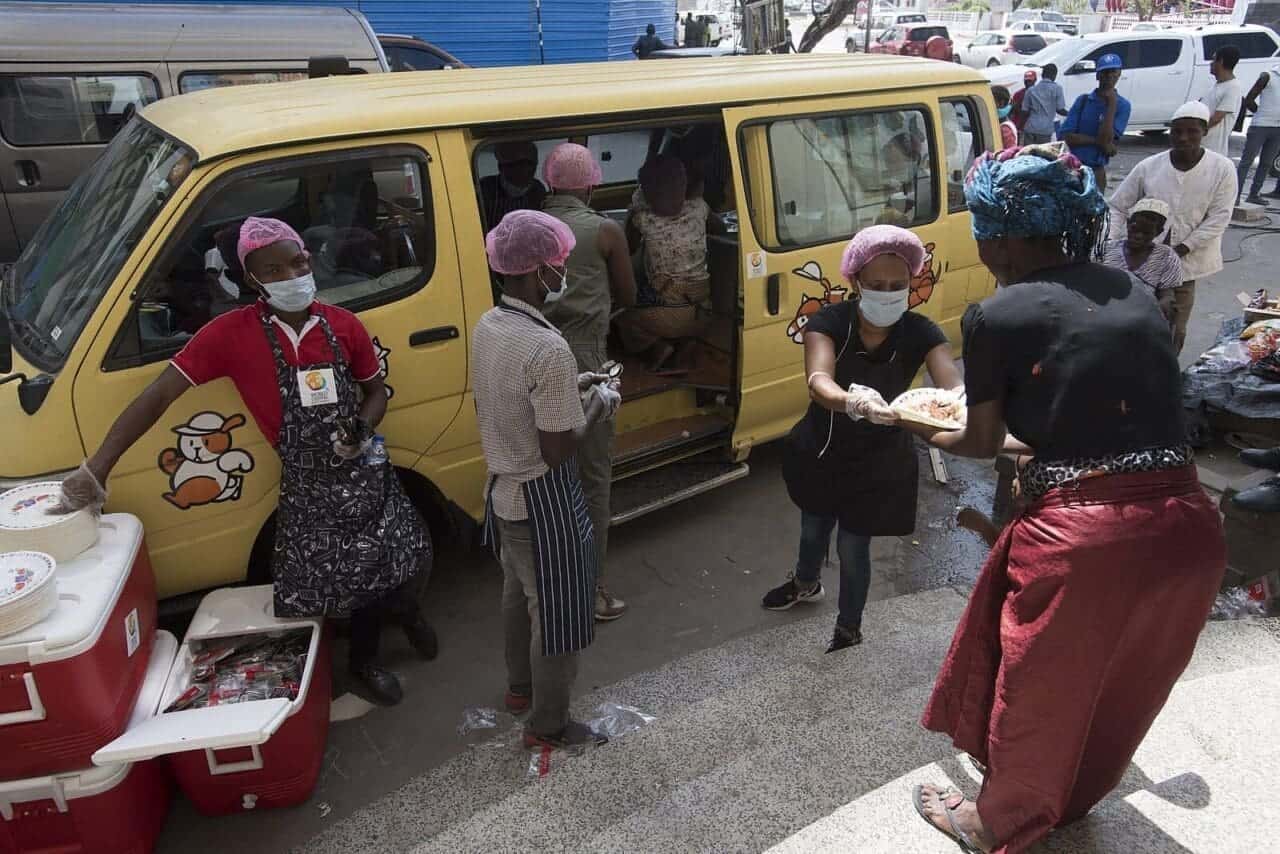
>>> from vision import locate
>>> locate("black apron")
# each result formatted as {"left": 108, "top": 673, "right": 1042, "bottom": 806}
{"left": 264, "top": 311, "right": 428, "bottom": 618}
{"left": 481, "top": 304, "right": 597, "bottom": 657}
{"left": 782, "top": 306, "right": 920, "bottom": 537}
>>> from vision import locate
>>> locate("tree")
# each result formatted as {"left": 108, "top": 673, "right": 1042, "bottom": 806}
{"left": 796, "top": 0, "right": 859, "bottom": 53}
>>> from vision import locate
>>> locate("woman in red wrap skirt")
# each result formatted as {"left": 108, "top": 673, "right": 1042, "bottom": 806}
{"left": 904, "top": 144, "right": 1227, "bottom": 853}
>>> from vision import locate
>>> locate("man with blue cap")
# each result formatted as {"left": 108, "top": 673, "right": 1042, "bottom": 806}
{"left": 1061, "top": 52, "right": 1131, "bottom": 190}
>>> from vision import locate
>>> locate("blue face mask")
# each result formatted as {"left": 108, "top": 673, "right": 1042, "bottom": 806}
{"left": 997, "top": 105, "right": 1013, "bottom": 120}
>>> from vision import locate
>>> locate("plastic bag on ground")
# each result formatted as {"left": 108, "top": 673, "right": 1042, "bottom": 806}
{"left": 585, "top": 703, "right": 657, "bottom": 739}
{"left": 1209, "top": 587, "right": 1266, "bottom": 620}
{"left": 457, "top": 706, "right": 498, "bottom": 736}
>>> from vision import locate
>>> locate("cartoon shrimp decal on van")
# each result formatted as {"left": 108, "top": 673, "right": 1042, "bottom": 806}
{"left": 785, "top": 245, "right": 942, "bottom": 343}
{"left": 158, "top": 412, "right": 255, "bottom": 510}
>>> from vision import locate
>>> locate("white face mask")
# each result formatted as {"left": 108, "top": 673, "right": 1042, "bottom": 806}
{"left": 253, "top": 272, "right": 316, "bottom": 313}
{"left": 539, "top": 266, "right": 568, "bottom": 305}
{"left": 858, "top": 287, "right": 910, "bottom": 328}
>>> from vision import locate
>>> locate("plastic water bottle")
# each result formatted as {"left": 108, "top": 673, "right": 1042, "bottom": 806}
{"left": 364, "top": 434, "right": 388, "bottom": 466}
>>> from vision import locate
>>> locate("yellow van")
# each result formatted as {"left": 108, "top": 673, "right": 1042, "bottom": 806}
{"left": 0, "top": 55, "right": 996, "bottom": 599}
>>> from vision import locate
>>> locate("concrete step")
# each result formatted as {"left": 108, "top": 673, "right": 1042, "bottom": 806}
{"left": 299, "top": 589, "right": 1280, "bottom": 854}
{"left": 766, "top": 663, "right": 1280, "bottom": 854}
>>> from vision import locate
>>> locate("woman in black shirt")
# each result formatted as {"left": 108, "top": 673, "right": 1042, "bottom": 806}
{"left": 910, "top": 145, "right": 1226, "bottom": 853}
{"left": 762, "top": 225, "right": 961, "bottom": 653}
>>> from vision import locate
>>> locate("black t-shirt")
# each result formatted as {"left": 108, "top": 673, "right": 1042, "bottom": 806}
{"left": 962, "top": 262, "right": 1184, "bottom": 461}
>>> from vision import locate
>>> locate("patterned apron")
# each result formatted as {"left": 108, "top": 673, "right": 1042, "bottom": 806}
{"left": 262, "top": 312, "right": 428, "bottom": 618}
{"left": 481, "top": 305, "right": 597, "bottom": 657}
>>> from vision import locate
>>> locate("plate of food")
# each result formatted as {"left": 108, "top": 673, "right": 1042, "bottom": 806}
{"left": 890, "top": 388, "right": 967, "bottom": 431}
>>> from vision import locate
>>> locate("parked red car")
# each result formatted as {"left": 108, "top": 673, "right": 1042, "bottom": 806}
{"left": 868, "top": 23, "right": 957, "bottom": 62}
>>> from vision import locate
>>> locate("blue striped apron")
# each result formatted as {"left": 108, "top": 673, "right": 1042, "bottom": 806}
{"left": 481, "top": 303, "right": 597, "bottom": 656}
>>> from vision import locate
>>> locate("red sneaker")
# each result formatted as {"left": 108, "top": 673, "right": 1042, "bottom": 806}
{"left": 504, "top": 688, "right": 532, "bottom": 715}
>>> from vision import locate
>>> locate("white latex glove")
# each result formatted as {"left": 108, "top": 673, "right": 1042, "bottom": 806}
{"left": 577, "top": 371, "right": 611, "bottom": 392}
{"left": 330, "top": 431, "right": 372, "bottom": 461}
{"left": 845, "top": 383, "right": 897, "bottom": 426}
{"left": 586, "top": 383, "right": 622, "bottom": 422}
{"left": 50, "top": 461, "right": 108, "bottom": 515}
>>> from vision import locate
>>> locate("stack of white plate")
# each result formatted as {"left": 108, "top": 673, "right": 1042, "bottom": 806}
{"left": 0, "top": 482, "right": 99, "bottom": 562}
{"left": 0, "top": 551, "right": 57, "bottom": 638}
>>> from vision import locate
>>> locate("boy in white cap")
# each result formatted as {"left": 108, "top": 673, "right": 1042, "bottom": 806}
{"left": 1100, "top": 197, "right": 1183, "bottom": 322}
{"left": 1109, "top": 101, "right": 1238, "bottom": 354}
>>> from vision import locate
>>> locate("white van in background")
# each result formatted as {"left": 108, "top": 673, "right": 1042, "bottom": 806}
{"left": 985, "top": 25, "right": 1280, "bottom": 132}
{"left": 0, "top": 2, "right": 391, "bottom": 264}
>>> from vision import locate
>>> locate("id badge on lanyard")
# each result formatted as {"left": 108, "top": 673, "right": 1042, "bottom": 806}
{"left": 297, "top": 368, "right": 339, "bottom": 408}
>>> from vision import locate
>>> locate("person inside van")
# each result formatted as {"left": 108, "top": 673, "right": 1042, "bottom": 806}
{"left": 54, "top": 216, "right": 437, "bottom": 708}
{"left": 540, "top": 143, "right": 637, "bottom": 622}
{"left": 479, "top": 141, "right": 548, "bottom": 228}
{"left": 763, "top": 225, "right": 961, "bottom": 654}
{"left": 619, "top": 155, "right": 724, "bottom": 374}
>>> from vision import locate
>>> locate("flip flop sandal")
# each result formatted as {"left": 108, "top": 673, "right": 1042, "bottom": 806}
{"left": 1225, "top": 432, "right": 1277, "bottom": 452}
{"left": 912, "top": 785, "right": 983, "bottom": 854}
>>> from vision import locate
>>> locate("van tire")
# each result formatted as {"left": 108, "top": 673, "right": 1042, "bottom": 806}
{"left": 987, "top": 58, "right": 1000, "bottom": 67}
{"left": 1142, "top": 129, "right": 1167, "bottom": 138}
{"left": 244, "top": 466, "right": 455, "bottom": 588}
{"left": 846, "top": 38, "right": 856, "bottom": 52}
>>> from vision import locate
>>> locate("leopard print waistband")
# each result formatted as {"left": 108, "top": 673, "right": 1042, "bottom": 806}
{"left": 1019, "top": 446, "right": 1195, "bottom": 501}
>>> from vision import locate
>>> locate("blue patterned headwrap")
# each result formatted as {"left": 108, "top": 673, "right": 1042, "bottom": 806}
{"left": 964, "top": 142, "right": 1109, "bottom": 261}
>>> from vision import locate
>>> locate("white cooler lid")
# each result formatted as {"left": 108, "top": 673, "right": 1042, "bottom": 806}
{"left": 91, "top": 698, "right": 292, "bottom": 765}
{"left": 0, "top": 514, "right": 143, "bottom": 666}
{"left": 0, "top": 630, "right": 178, "bottom": 817}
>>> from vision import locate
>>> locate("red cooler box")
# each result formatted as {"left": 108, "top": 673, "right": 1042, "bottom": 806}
{"left": 0, "top": 514, "right": 156, "bottom": 779}
{"left": 94, "top": 585, "right": 330, "bottom": 817}
{"left": 0, "top": 630, "right": 176, "bottom": 854}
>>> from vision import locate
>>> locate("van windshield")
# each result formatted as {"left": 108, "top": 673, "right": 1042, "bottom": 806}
{"left": 1, "top": 121, "right": 191, "bottom": 372}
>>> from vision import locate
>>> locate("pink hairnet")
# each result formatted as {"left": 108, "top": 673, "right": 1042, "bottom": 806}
{"left": 543, "top": 143, "right": 603, "bottom": 191}
{"left": 840, "top": 225, "right": 926, "bottom": 282}
{"left": 485, "top": 209, "right": 576, "bottom": 275}
{"left": 237, "top": 216, "right": 305, "bottom": 270}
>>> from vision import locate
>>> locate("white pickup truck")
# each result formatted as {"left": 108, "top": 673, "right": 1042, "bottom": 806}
{"left": 985, "top": 24, "right": 1280, "bottom": 133}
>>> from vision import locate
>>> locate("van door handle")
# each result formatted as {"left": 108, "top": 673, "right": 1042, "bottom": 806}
{"left": 409, "top": 326, "right": 459, "bottom": 347}
{"left": 14, "top": 161, "right": 40, "bottom": 189}
{"left": 766, "top": 274, "right": 780, "bottom": 316}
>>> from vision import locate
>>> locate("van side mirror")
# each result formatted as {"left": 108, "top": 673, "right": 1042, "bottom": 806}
{"left": 308, "top": 56, "right": 352, "bottom": 79}
{"left": 17, "top": 374, "right": 52, "bottom": 415}
{"left": 1069, "top": 59, "right": 1096, "bottom": 75}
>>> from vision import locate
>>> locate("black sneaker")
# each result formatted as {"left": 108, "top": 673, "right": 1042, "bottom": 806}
{"left": 825, "top": 624, "right": 863, "bottom": 654}
{"left": 350, "top": 664, "right": 403, "bottom": 706}
{"left": 523, "top": 720, "right": 609, "bottom": 750}
{"left": 403, "top": 615, "right": 439, "bottom": 661}
{"left": 762, "top": 576, "right": 825, "bottom": 610}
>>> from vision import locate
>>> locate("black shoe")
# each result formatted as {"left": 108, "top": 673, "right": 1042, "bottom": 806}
{"left": 1232, "top": 476, "right": 1280, "bottom": 513}
{"left": 825, "top": 624, "right": 863, "bottom": 654}
{"left": 523, "top": 720, "right": 609, "bottom": 750}
{"left": 1240, "top": 447, "right": 1280, "bottom": 472}
{"left": 1247, "top": 193, "right": 1266, "bottom": 206}
{"left": 1268, "top": 188, "right": 1280, "bottom": 199}
{"left": 404, "top": 616, "right": 439, "bottom": 661}
{"left": 350, "top": 664, "right": 403, "bottom": 706}
{"left": 762, "top": 576, "right": 825, "bottom": 610}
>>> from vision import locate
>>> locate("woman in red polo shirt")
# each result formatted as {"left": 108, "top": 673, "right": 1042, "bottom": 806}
{"left": 57, "top": 217, "right": 434, "bottom": 707}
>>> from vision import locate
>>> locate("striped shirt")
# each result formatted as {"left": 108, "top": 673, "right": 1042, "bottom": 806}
{"left": 1100, "top": 240, "right": 1184, "bottom": 293}
{"left": 471, "top": 296, "right": 586, "bottom": 521}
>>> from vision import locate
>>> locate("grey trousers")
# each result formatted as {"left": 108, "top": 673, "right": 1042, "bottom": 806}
{"left": 1170, "top": 280, "right": 1196, "bottom": 356}
{"left": 1237, "top": 124, "right": 1280, "bottom": 198}
{"left": 499, "top": 517, "right": 578, "bottom": 736}
{"left": 566, "top": 339, "right": 613, "bottom": 582}
{"left": 1020, "top": 131, "right": 1052, "bottom": 146}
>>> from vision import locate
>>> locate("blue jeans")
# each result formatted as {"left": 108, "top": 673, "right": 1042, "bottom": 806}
{"left": 794, "top": 511, "right": 872, "bottom": 630}
{"left": 1237, "top": 124, "right": 1280, "bottom": 198}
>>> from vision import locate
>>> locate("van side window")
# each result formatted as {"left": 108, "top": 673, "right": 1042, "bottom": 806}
{"left": 940, "top": 99, "right": 985, "bottom": 213}
{"left": 179, "top": 72, "right": 308, "bottom": 94}
{"left": 764, "top": 108, "right": 937, "bottom": 247}
{"left": 0, "top": 74, "right": 158, "bottom": 146}
{"left": 107, "top": 151, "right": 434, "bottom": 368}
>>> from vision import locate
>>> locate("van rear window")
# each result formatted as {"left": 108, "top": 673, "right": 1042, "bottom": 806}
{"left": 0, "top": 74, "right": 158, "bottom": 147}
{"left": 909, "top": 27, "right": 949, "bottom": 41}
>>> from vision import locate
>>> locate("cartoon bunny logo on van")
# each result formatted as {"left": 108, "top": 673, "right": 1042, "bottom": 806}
{"left": 157, "top": 412, "right": 256, "bottom": 510}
